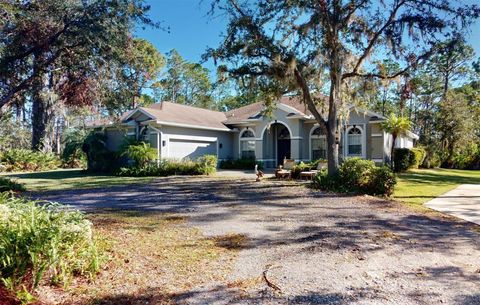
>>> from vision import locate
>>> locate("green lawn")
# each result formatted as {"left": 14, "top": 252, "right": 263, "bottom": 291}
{"left": 2, "top": 169, "right": 155, "bottom": 192}
{"left": 394, "top": 168, "right": 480, "bottom": 207}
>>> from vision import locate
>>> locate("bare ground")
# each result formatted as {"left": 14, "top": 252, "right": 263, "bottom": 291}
{"left": 33, "top": 176, "right": 480, "bottom": 305}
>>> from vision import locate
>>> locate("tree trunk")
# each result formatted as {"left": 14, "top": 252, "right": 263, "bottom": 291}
{"left": 326, "top": 80, "right": 340, "bottom": 176}
{"left": 326, "top": 28, "right": 342, "bottom": 175}
{"left": 31, "top": 73, "right": 48, "bottom": 151}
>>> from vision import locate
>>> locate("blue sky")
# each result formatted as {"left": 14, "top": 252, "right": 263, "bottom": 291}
{"left": 137, "top": 0, "right": 480, "bottom": 78}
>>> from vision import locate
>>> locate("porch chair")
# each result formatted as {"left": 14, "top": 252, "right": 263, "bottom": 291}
{"left": 275, "top": 159, "right": 296, "bottom": 179}
{"left": 300, "top": 162, "right": 327, "bottom": 180}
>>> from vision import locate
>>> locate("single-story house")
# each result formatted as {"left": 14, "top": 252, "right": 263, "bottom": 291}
{"left": 91, "top": 96, "right": 418, "bottom": 168}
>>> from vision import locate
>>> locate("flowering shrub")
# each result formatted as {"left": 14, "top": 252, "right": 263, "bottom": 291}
{"left": 0, "top": 194, "right": 100, "bottom": 301}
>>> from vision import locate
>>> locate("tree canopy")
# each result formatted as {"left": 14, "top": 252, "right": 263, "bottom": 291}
{"left": 207, "top": 0, "right": 480, "bottom": 174}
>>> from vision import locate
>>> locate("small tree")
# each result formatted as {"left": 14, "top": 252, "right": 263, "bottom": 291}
{"left": 381, "top": 113, "right": 411, "bottom": 169}
{"left": 121, "top": 142, "right": 157, "bottom": 168}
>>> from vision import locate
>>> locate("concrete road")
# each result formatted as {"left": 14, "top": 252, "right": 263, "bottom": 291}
{"left": 425, "top": 184, "right": 480, "bottom": 225}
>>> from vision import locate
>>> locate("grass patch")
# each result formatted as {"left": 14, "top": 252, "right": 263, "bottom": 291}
{"left": 394, "top": 168, "right": 480, "bottom": 207}
{"left": 1, "top": 169, "right": 155, "bottom": 192}
{"left": 35, "top": 211, "right": 237, "bottom": 305}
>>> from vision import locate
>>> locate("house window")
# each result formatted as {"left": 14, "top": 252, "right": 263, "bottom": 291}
{"left": 240, "top": 129, "right": 255, "bottom": 159}
{"left": 348, "top": 127, "right": 362, "bottom": 156}
{"left": 139, "top": 126, "right": 150, "bottom": 143}
{"left": 311, "top": 127, "right": 327, "bottom": 160}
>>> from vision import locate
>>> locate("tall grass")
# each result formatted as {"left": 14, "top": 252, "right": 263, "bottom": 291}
{"left": 0, "top": 194, "right": 100, "bottom": 301}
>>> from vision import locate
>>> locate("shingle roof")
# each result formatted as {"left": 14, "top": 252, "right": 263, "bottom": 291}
{"left": 138, "top": 102, "right": 229, "bottom": 130}
{"left": 223, "top": 96, "right": 317, "bottom": 124}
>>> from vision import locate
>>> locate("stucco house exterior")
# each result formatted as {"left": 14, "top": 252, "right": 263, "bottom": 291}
{"left": 93, "top": 96, "right": 418, "bottom": 168}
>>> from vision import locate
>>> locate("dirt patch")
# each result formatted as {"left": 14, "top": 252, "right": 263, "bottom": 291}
{"left": 34, "top": 211, "right": 238, "bottom": 305}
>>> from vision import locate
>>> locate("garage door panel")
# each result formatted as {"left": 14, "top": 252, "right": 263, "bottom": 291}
{"left": 169, "top": 139, "right": 216, "bottom": 159}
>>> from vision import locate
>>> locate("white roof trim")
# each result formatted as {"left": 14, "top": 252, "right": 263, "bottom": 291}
{"left": 348, "top": 105, "right": 386, "bottom": 119}
{"left": 123, "top": 107, "right": 157, "bottom": 122}
{"left": 277, "top": 103, "right": 304, "bottom": 115}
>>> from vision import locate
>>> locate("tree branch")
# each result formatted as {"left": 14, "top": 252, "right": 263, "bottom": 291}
{"left": 293, "top": 67, "right": 327, "bottom": 127}
{"left": 349, "top": 0, "right": 406, "bottom": 76}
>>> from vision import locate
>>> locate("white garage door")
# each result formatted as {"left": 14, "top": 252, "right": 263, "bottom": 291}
{"left": 168, "top": 139, "right": 217, "bottom": 160}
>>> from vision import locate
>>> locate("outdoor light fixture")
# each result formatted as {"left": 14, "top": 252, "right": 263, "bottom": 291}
{"left": 219, "top": 143, "right": 223, "bottom": 149}
{"left": 162, "top": 140, "right": 166, "bottom": 147}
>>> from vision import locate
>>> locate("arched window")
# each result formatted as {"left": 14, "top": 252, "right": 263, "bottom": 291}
{"left": 311, "top": 127, "right": 327, "bottom": 160}
{"left": 241, "top": 129, "right": 255, "bottom": 138}
{"left": 347, "top": 127, "right": 362, "bottom": 156}
{"left": 240, "top": 129, "right": 255, "bottom": 159}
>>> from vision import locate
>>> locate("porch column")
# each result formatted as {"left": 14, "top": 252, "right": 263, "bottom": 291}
{"left": 156, "top": 132, "right": 161, "bottom": 165}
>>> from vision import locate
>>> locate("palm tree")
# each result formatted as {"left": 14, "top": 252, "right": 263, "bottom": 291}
{"left": 381, "top": 113, "right": 412, "bottom": 169}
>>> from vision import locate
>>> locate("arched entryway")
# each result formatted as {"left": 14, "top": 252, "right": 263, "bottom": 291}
{"left": 262, "top": 122, "right": 291, "bottom": 167}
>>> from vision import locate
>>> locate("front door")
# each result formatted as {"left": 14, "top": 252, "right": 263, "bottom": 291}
{"left": 277, "top": 139, "right": 291, "bottom": 165}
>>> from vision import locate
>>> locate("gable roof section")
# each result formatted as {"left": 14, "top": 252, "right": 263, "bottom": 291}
{"left": 124, "top": 102, "right": 230, "bottom": 131}
{"left": 223, "top": 95, "right": 386, "bottom": 125}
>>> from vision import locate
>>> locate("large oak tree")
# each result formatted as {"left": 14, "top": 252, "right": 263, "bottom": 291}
{"left": 207, "top": 0, "right": 479, "bottom": 174}
{"left": 0, "top": 0, "right": 156, "bottom": 150}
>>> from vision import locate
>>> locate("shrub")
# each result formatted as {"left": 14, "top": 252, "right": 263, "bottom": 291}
{"left": 219, "top": 158, "right": 263, "bottom": 170}
{"left": 197, "top": 155, "right": 218, "bottom": 175}
{"left": 422, "top": 151, "right": 441, "bottom": 168}
{"left": 393, "top": 148, "right": 415, "bottom": 172}
{"left": 290, "top": 162, "right": 314, "bottom": 179}
{"left": 0, "top": 149, "right": 60, "bottom": 172}
{"left": 0, "top": 194, "right": 100, "bottom": 300}
{"left": 117, "top": 155, "right": 218, "bottom": 177}
{"left": 366, "top": 166, "right": 397, "bottom": 196}
{"left": 121, "top": 142, "right": 157, "bottom": 167}
{"left": 410, "top": 147, "right": 426, "bottom": 169}
{"left": 313, "top": 157, "right": 396, "bottom": 196}
{"left": 338, "top": 157, "right": 376, "bottom": 191}
{"left": 62, "top": 128, "right": 88, "bottom": 168}
{"left": 448, "top": 144, "right": 480, "bottom": 170}
{"left": 82, "top": 132, "right": 118, "bottom": 172}
{"left": 0, "top": 177, "right": 25, "bottom": 193}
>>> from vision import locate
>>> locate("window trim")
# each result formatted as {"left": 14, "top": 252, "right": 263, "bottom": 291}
{"left": 239, "top": 128, "right": 256, "bottom": 159}
{"left": 346, "top": 125, "right": 365, "bottom": 158}
{"left": 309, "top": 125, "right": 327, "bottom": 161}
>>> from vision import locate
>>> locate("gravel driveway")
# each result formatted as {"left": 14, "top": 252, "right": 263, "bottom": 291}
{"left": 34, "top": 176, "right": 480, "bottom": 305}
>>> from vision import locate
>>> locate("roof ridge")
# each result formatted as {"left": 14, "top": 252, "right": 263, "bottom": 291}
{"left": 147, "top": 101, "right": 225, "bottom": 115}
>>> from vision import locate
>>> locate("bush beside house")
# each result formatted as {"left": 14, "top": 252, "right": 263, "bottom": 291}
{"left": 393, "top": 147, "right": 426, "bottom": 172}
{"left": 219, "top": 158, "right": 263, "bottom": 170}
{"left": 313, "top": 157, "right": 396, "bottom": 196}
{"left": 117, "top": 155, "right": 218, "bottom": 177}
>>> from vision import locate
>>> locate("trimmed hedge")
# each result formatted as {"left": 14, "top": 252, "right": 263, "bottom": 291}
{"left": 313, "top": 157, "right": 396, "bottom": 196}
{"left": 393, "top": 147, "right": 425, "bottom": 172}
{"left": 219, "top": 158, "right": 263, "bottom": 170}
